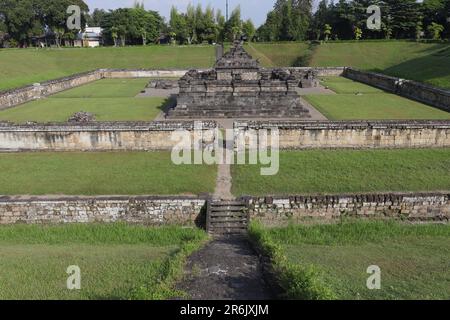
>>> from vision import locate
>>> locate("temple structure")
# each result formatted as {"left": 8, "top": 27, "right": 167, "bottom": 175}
{"left": 167, "top": 41, "right": 315, "bottom": 119}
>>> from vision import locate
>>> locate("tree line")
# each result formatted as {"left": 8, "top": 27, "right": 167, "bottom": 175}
{"left": 258, "top": 0, "right": 450, "bottom": 41}
{"left": 0, "top": 0, "right": 449, "bottom": 48}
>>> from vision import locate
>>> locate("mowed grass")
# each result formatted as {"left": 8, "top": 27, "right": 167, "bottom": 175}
{"left": 260, "top": 221, "right": 450, "bottom": 299}
{"left": 0, "top": 45, "right": 215, "bottom": 91}
{"left": 304, "top": 77, "right": 450, "bottom": 120}
{"left": 0, "top": 152, "right": 216, "bottom": 195}
{"left": 0, "top": 223, "right": 207, "bottom": 300}
{"left": 0, "top": 78, "right": 166, "bottom": 123}
{"left": 245, "top": 42, "right": 312, "bottom": 67}
{"left": 1, "top": 42, "right": 449, "bottom": 90}
{"left": 310, "top": 41, "right": 450, "bottom": 89}
{"left": 231, "top": 149, "right": 450, "bottom": 196}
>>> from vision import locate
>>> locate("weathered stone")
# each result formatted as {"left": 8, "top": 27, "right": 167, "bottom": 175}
{"left": 168, "top": 41, "right": 313, "bottom": 119}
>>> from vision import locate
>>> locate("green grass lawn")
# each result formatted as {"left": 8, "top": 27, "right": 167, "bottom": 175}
{"left": 252, "top": 221, "right": 450, "bottom": 300}
{"left": 231, "top": 149, "right": 450, "bottom": 196}
{"left": 304, "top": 77, "right": 450, "bottom": 120}
{"left": 0, "top": 46, "right": 215, "bottom": 91}
{"left": 0, "top": 223, "right": 207, "bottom": 300}
{"left": 1, "top": 41, "right": 449, "bottom": 91}
{"left": 0, "top": 78, "right": 166, "bottom": 123}
{"left": 245, "top": 42, "right": 312, "bottom": 67}
{"left": 310, "top": 41, "right": 450, "bottom": 89}
{"left": 0, "top": 152, "right": 216, "bottom": 195}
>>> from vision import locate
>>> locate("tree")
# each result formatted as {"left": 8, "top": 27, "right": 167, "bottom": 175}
{"left": 224, "top": 6, "right": 242, "bottom": 41}
{"left": 258, "top": 0, "right": 312, "bottom": 41}
{"left": 242, "top": 19, "right": 256, "bottom": 41}
{"left": 427, "top": 22, "right": 444, "bottom": 39}
{"left": 324, "top": 23, "right": 332, "bottom": 41}
{"left": 312, "top": 0, "right": 330, "bottom": 40}
{"left": 170, "top": 6, "right": 189, "bottom": 44}
{"left": 354, "top": 26, "right": 362, "bottom": 40}
{"left": 216, "top": 9, "right": 226, "bottom": 42}
{"left": 89, "top": 9, "right": 107, "bottom": 26}
{"left": 54, "top": 26, "right": 64, "bottom": 47}
{"left": 110, "top": 26, "right": 118, "bottom": 46}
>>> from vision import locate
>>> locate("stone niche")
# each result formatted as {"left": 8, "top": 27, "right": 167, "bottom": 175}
{"left": 167, "top": 41, "right": 315, "bottom": 119}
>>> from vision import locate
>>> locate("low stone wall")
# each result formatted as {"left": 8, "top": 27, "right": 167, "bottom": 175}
{"left": 234, "top": 120, "right": 450, "bottom": 149}
{"left": 244, "top": 192, "right": 450, "bottom": 226}
{"left": 0, "top": 121, "right": 216, "bottom": 151}
{"left": 0, "top": 69, "right": 189, "bottom": 110}
{"left": 102, "top": 69, "right": 190, "bottom": 78}
{"left": 0, "top": 195, "right": 206, "bottom": 225}
{"left": 344, "top": 68, "right": 450, "bottom": 112}
{"left": 290, "top": 67, "right": 345, "bottom": 77}
{"left": 0, "top": 71, "right": 103, "bottom": 110}
{"left": 0, "top": 67, "right": 342, "bottom": 110}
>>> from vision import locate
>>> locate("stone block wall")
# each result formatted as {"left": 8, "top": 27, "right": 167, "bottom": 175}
{"left": 0, "top": 121, "right": 216, "bottom": 151}
{"left": 101, "top": 69, "right": 190, "bottom": 79}
{"left": 0, "top": 69, "right": 191, "bottom": 110}
{"left": 289, "top": 67, "right": 345, "bottom": 77}
{"left": 0, "top": 196, "right": 206, "bottom": 225}
{"left": 0, "top": 67, "right": 343, "bottom": 111}
{"left": 234, "top": 120, "right": 450, "bottom": 149}
{"left": 344, "top": 68, "right": 450, "bottom": 112}
{"left": 0, "top": 71, "right": 103, "bottom": 110}
{"left": 244, "top": 192, "right": 449, "bottom": 226}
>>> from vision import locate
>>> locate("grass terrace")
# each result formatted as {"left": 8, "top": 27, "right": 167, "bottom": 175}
{"left": 0, "top": 46, "right": 215, "bottom": 91}
{"left": 232, "top": 149, "right": 450, "bottom": 196}
{"left": 1, "top": 42, "right": 449, "bottom": 91}
{"left": 249, "top": 220, "right": 450, "bottom": 300}
{"left": 0, "top": 78, "right": 167, "bottom": 123}
{"left": 0, "top": 223, "right": 208, "bottom": 300}
{"left": 303, "top": 77, "right": 450, "bottom": 120}
{"left": 0, "top": 152, "right": 217, "bottom": 195}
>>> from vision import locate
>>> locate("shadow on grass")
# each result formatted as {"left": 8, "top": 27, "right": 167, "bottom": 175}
{"left": 159, "top": 94, "right": 177, "bottom": 116}
{"left": 370, "top": 44, "right": 450, "bottom": 88}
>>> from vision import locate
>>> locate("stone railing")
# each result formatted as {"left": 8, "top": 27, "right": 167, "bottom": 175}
{"left": 344, "top": 68, "right": 450, "bottom": 112}
{"left": 242, "top": 192, "right": 449, "bottom": 226}
{"left": 234, "top": 120, "right": 450, "bottom": 149}
{"left": 0, "top": 195, "right": 207, "bottom": 225}
{"left": 0, "top": 121, "right": 217, "bottom": 151}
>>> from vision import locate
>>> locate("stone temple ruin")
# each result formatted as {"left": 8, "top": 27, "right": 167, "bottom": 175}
{"left": 167, "top": 41, "right": 317, "bottom": 118}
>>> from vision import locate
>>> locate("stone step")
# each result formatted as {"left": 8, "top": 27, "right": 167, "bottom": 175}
{"left": 209, "top": 228, "right": 247, "bottom": 234}
{"left": 211, "top": 205, "right": 246, "bottom": 211}
{"left": 210, "top": 217, "right": 248, "bottom": 223}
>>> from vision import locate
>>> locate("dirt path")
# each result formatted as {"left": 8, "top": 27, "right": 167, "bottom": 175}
{"left": 177, "top": 235, "right": 274, "bottom": 300}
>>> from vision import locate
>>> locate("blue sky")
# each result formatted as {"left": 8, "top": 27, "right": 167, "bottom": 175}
{"left": 84, "top": 0, "right": 319, "bottom": 27}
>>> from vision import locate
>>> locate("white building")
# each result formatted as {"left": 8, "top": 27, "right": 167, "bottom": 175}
{"left": 74, "top": 27, "right": 103, "bottom": 48}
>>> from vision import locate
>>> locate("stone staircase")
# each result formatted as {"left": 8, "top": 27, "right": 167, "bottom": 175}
{"left": 207, "top": 200, "right": 249, "bottom": 235}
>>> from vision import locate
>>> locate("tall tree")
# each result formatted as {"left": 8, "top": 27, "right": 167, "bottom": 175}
{"left": 242, "top": 19, "right": 256, "bottom": 41}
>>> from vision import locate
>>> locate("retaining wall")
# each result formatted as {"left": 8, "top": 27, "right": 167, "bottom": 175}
{"left": 234, "top": 120, "right": 450, "bottom": 149}
{"left": 0, "top": 195, "right": 206, "bottom": 225}
{"left": 0, "top": 71, "right": 103, "bottom": 110}
{"left": 0, "top": 121, "right": 216, "bottom": 151}
{"left": 244, "top": 192, "right": 450, "bottom": 226}
{"left": 344, "top": 68, "right": 450, "bottom": 112}
{"left": 0, "top": 67, "right": 342, "bottom": 110}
